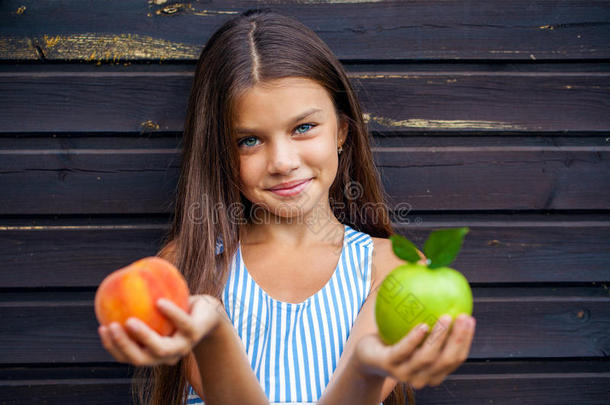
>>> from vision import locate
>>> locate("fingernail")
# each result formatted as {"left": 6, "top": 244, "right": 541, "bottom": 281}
{"left": 126, "top": 318, "right": 139, "bottom": 330}
{"left": 469, "top": 317, "right": 476, "bottom": 328}
{"left": 418, "top": 323, "right": 429, "bottom": 333}
{"left": 431, "top": 316, "right": 449, "bottom": 333}
{"left": 109, "top": 323, "right": 120, "bottom": 337}
{"left": 440, "top": 314, "right": 452, "bottom": 325}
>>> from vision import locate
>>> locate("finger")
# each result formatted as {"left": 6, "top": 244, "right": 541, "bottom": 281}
{"left": 195, "top": 294, "right": 229, "bottom": 323}
{"left": 99, "top": 325, "right": 129, "bottom": 363}
{"left": 188, "top": 294, "right": 219, "bottom": 309}
{"left": 428, "top": 315, "right": 476, "bottom": 380}
{"left": 157, "top": 299, "right": 199, "bottom": 336}
{"left": 125, "top": 317, "right": 191, "bottom": 359}
{"left": 108, "top": 322, "right": 155, "bottom": 366}
{"left": 158, "top": 298, "right": 190, "bottom": 318}
{"left": 157, "top": 298, "right": 214, "bottom": 344}
{"left": 409, "top": 370, "right": 432, "bottom": 390}
{"left": 409, "top": 314, "right": 453, "bottom": 372}
{"left": 176, "top": 294, "right": 224, "bottom": 343}
{"left": 441, "top": 315, "right": 475, "bottom": 364}
{"left": 408, "top": 315, "right": 454, "bottom": 391}
{"left": 388, "top": 323, "right": 430, "bottom": 365}
{"left": 189, "top": 295, "right": 225, "bottom": 328}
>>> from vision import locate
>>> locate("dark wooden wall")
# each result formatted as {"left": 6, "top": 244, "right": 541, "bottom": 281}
{"left": 1, "top": 1, "right": 609, "bottom": 404}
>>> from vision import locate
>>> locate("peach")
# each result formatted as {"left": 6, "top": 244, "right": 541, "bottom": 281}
{"left": 94, "top": 256, "right": 190, "bottom": 337}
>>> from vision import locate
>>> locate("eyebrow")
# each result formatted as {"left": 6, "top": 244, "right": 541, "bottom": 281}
{"left": 235, "top": 108, "right": 323, "bottom": 134}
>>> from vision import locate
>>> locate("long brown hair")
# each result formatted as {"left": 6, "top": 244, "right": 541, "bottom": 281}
{"left": 133, "top": 8, "right": 414, "bottom": 405}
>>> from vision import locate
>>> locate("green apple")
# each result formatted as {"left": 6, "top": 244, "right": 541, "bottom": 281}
{"left": 375, "top": 228, "right": 473, "bottom": 345}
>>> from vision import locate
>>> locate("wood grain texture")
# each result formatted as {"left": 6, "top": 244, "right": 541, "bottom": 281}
{"left": 0, "top": 382, "right": 132, "bottom": 405}
{"left": 0, "top": 361, "right": 608, "bottom": 404}
{"left": 1, "top": 214, "right": 609, "bottom": 287}
{"left": 1, "top": 373, "right": 609, "bottom": 405}
{"left": 0, "top": 69, "right": 608, "bottom": 133}
{"left": 1, "top": 1, "right": 608, "bottom": 402}
{"left": 1, "top": 136, "right": 608, "bottom": 214}
{"left": 416, "top": 373, "right": 610, "bottom": 405}
{"left": 1, "top": 0, "right": 609, "bottom": 61}
{"left": 0, "top": 293, "right": 608, "bottom": 363}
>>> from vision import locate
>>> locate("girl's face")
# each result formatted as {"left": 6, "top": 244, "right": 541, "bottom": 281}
{"left": 233, "top": 77, "right": 348, "bottom": 220}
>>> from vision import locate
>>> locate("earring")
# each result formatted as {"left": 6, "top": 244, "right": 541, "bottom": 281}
{"left": 338, "top": 146, "right": 343, "bottom": 155}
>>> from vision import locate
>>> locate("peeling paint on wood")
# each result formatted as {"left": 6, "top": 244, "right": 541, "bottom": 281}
{"left": 490, "top": 50, "right": 524, "bottom": 54}
{"left": 0, "top": 38, "right": 38, "bottom": 59}
{"left": 140, "top": 120, "right": 160, "bottom": 132}
{"left": 152, "top": 2, "right": 239, "bottom": 17}
{"left": 487, "top": 239, "right": 544, "bottom": 247}
{"left": 425, "top": 79, "right": 460, "bottom": 85}
{"left": 348, "top": 74, "right": 422, "bottom": 79}
{"left": 1, "top": 34, "right": 200, "bottom": 61}
{"left": 563, "top": 85, "right": 609, "bottom": 90}
{"left": 364, "top": 113, "right": 526, "bottom": 130}
{"left": 0, "top": 225, "right": 162, "bottom": 231}
{"left": 284, "top": 0, "right": 385, "bottom": 3}
{"left": 349, "top": 74, "right": 457, "bottom": 84}
{"left": 490, "top": 49, "right": 572, "bottom": 56}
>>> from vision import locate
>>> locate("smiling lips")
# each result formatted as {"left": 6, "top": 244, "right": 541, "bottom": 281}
{"left": 268, "top": 178, "right": 311, "bottom": 190}
{"left": 267, "top": 178, "right": 313, "bottom": 197}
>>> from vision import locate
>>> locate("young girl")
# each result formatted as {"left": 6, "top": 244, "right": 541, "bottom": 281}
{"left": 98, "top": 9, "right": 476, "bottom": 405}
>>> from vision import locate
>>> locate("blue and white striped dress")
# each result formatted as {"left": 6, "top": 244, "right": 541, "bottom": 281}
{"left": 186, "top": 224, "right": 380, "bottom": 404}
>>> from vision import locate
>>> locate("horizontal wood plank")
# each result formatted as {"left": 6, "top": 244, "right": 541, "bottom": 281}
{"left": 378, "top": 146, "right": 610, "bottom": 210}
{"left": 3, "top": 1, "right": 608, "bottom": 403}
{"left": 0, "top": 69, "right": 608, "bottom": 133}
{"left": 1, "top": 137, "right": 608, "bottom": 214}
{"left": 0, "top": 380, "right": 132, "bottom": 405}
{"left": 0, "top": 361, "right": 610, "bottom": 405}
{"left": 416, "top": 372, "right": 610, "bottom": 405}
{"left": 0, "top": 293, "right": 608, "bottom": 363}
{"left": 3, "top": 358, "right": 609, "bottom": 378}
{"left": 1, "top": 360, "right": 609, "bottom": 404}
{"left": 1, "top": 214, "right": 609, "bottom": 287}
{"left": 1, "top": 0, "right": 609, "bottom": 61}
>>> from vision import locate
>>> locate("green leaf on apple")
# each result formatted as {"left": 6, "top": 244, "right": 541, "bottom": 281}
{"left": 389, "top": 234, "right": 421, "bottom": 263}
{"left": 424, "top": 227, "right": 469, "bottom": 269}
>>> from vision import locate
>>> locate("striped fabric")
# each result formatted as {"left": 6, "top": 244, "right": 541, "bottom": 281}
{"left": 187, "top": 224, "right": 381, "bottom": 405}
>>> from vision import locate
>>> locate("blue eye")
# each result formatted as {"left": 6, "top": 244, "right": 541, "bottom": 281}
{"left": 238, "top": 136, "right": 259, "bottom": 148}
{"left": 295, "top": 123, "right": 316, "bottom": 134}
{"left": 237, "top": 123, "right": 316, "bottom": 149}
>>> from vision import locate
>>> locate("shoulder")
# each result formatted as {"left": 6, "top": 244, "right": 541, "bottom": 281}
{"left": 370, "top": 236, "right": 426, "bottom": 289}
{"left": 331, "top": 235, "right": 426, "bottom": 402}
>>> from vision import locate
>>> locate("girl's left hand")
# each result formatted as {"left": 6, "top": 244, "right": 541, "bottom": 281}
{"left": 355, "top": 314, "right": 476, "bottom": 389}
{"left": 98, "top": 294, "right": 224, "bottom": 367}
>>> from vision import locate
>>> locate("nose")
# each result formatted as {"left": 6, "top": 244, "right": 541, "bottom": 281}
{"left": 267, "top": 136, "right": 300, "bottom": 175}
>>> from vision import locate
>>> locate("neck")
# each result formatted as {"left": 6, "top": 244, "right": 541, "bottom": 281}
{"left": 241, "top": 201, "right": 344, "bottom": 249}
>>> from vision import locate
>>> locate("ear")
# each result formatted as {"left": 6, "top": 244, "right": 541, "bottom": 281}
{"left": 338, "top": 116, "right": 349, "bottom": 147}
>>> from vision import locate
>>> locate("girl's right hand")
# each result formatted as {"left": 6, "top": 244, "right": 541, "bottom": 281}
{"left": 354, "top": 313, "right": 476, "bottom": 389}
{"left": 98, "top": 294, "right": 224, "bottom": 367}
